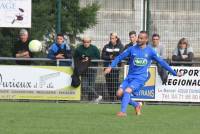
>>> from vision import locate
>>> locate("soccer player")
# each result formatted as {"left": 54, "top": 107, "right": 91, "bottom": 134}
{"left": 104, "top": 31, "right": 182, "bottom": 117}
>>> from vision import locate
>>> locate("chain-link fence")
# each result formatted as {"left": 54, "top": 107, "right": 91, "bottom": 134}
{"left": 80, "top": 0, "right": 144, "bottom": 49}
{"left": 149, "top": 0, "right": 200, "bottom": 59}
{"left": 80, "top": 67, "right": 124, "bottom": 102}
{"left": 79, "top": 61, "right": 200, "bottom": 103}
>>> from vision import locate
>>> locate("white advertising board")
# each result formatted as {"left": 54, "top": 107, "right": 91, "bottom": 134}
{"left": 0, "top": 66, "right": 80, "bottom": 100}
{"left": 156, "top": 66, "right": 200, "bottom": 102}
{"left": 125, "top": 65, "right": 200, "bottom": 102}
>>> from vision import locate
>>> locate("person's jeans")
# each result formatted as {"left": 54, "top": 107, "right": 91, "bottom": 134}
{"left": 81, "top": 68, "right": 98, "bottom": 100}
{"left": 105, "top": 69, "right": 120, "bottom": 101}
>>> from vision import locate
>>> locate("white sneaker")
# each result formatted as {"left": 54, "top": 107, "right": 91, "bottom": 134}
{"left": 94, "top": 95, "right": 103, "bottom": 103}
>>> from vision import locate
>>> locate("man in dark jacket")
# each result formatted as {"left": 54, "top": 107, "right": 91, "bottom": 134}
{"left": 124, "top": 31, "right": 137, "bottom": 64}
{"left": 124, "top": 31, "right": 137, "bottom": 50}
{"left": 13, "top": 29, "right": 33, "bottom": 65}
{"left": 102, "top": 32, "right": 124, "bottom": 101}
{"left": 74, "top": 36, "right": 102, "bottom": 102}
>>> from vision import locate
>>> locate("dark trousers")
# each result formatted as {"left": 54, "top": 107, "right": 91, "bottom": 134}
{"left": 81, "top": 68, "right": 98, "bottom": 101}
{"left": 105, "top": 69, "right": 120, "bottom": 101}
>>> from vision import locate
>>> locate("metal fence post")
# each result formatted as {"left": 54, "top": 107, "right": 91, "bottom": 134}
{"left": 56, "top": 60, "right": 60, "bottom": 66}
{"left": 56, "top": 0, "right": 61, "bottom": 34}
{"left": 143, "top": 0, "right": 146, "bottom": 30}
{"left": 146, "top": 0, "right": 151, "bottom": 35}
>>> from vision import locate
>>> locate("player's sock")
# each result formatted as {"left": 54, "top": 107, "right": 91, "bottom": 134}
{"left": 121, "top": 92, "right": 130, "bottom": 113}
{"left": 129, "top": 99, "right": 139, "bottom": 108}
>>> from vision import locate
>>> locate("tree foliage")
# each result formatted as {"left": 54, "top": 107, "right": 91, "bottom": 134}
{"left": 61, "top": 0, "right": 100, "bottom": 43}
{"left": 0, "top": 0, "right": 100, "bottom": 58}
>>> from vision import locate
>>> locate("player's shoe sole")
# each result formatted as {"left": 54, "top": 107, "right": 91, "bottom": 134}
{"left": 116, "top": 112, "right": 127, "bottom": 117}
{"left": 135, "top": 102, "right": 142, "bottom": 115}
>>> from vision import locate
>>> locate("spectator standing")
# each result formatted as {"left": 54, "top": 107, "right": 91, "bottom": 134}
{"left": 149, "top": 33, "right": 166, "bottom": 58}
{"left": 150, "top": 33, "right": 168, "bottom": 83}
{"left": 124, "top": 31, "right": 137, "bottom": 50}
{"left": 102, "top": 33, "right": 124, "bottom": 101}
{"left": 124, "top": 31, "right": 137, "bottom": 64}
{"left": 74, "top": 36, "right": 102, "bottom": 102}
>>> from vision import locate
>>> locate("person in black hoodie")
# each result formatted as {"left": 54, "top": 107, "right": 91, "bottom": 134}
{"left": 102, "top": 33, "right": 124, "bottom": 101}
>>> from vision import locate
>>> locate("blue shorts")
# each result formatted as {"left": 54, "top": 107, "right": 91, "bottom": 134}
{"left": 119, "top": 77, "right": 145, "bottom": 94}
{"left": 119, "top": 73, "right": 150, "bottom": 95}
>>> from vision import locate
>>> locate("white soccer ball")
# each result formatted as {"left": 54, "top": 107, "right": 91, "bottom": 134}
{"left": 29, "top": 40, "right": 42, "bottom": 52}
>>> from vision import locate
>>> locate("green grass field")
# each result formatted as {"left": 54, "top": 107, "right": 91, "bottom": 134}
{"left": 0, "top": 102, "right": 200, "bottom": 134}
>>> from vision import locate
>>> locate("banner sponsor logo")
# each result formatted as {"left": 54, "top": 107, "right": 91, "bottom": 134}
{"left": 133, "top": 58, "right": 148, "bottom": 66}
{"left": 0, "top": 0, "right": 31, "bottom": 28}
{"left": 0, "top": 66, "right": 80, "bottom": 100}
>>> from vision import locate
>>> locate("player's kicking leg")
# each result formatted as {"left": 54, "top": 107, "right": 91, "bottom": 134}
{"left": 116, "top": 86, "right": 143, "bottom": 116}
{"left": 116, "top": 78, "right": 130, "bottom": 117}
{"left": 116, "top": 87, "right": 134, "bottom": 117}
{"left": 128, "top": 83, "right": 144, "bottom": 115}
{"left": 115, "top": 78, "right": 143, "bottom": 117}
{"left": 128, "top": 96, "right": 142, "bottom": 115}
{"left": 116, "top": 88, "right": 127, "bottom": 117}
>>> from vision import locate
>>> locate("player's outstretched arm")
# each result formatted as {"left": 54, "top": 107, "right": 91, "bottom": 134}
{"left": 152, "top": 50, "right": 181, "bottom": 76}
{"left": 110, "top": 47, "right": 131, "bottom": 68}
{"left": 104, "top": 48, "right": 131, "bottom": 74}
{"left": 154, "top": 57, "right": 176, "bottom": 76}
{"left": 105, "top": 48, "right": 131, "bottom": 74}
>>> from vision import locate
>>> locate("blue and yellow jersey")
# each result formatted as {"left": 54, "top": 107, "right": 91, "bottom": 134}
{"left": 110, "top": 44, "right": 177, "bottom": 81}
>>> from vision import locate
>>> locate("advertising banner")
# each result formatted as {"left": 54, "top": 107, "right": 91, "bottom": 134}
{"left": 124, "top": 65, "right": 200, "bottom": 102}
{"left": 0, "top": 0, "right": 31, "bottom": 28}
{"left": 0, "top": 66, "right": 80, "bottom": 100}
{"left": 156, "top": 66, "right": 200, "bottom": 102}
